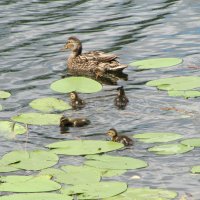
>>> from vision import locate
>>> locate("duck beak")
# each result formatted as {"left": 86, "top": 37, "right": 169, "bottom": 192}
{"left": 60, "top": 43, "right": 68, "bottom": 51}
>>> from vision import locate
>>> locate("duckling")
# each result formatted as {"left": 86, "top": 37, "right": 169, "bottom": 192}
{"left": 107, "top": 128, "right": 133, "bottom": 146}
{"left": 62, "top": 36, "right": 127, "bottom": 76}
{"left": 59, "top": 116, "right": 90, "bottom": 127}
{"left": 69, "top": 91, "right": 85, "bottom": 109}
{"left": 114, "top": 86, "right": 129, "bottom": 109}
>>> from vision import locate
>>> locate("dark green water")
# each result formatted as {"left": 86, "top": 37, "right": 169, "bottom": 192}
{"left": 1, "top": 0, "right": 200, "bottom": 199}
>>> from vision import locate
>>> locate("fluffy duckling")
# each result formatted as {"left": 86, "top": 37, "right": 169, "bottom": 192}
{"left": 69, "top": 91, "right": 85, "bottom": 109}
{"left": 107, "top": 128, "right": 133, "bottom": 146}
{"left": 60, "top": 116, "right": 90, "bottom": 127}
{"left": 114, "top": 86, "right": 129, "bottom": 109}
{"left": 62, "top": 36, "right": 127, "bottom": 76}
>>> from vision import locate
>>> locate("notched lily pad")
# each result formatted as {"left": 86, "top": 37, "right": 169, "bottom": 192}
{"left": 50, "top": 77, "right": 102, "bottom": 93}
{"left": 0, "top": 91, "right": 11, "bottom": 99}
{"left": 133, "top": 132, "right": 182, "bottom": 143}
{"left": 61, "top": 181, "right": 127, "bottom": 199}
{"left": 148, "top": 143, "right": 193, "bottom": 155}
{"left": 46, "top": 140, "right": 124, "bottom": 156}
{"left": 181, "top": 138, "right": 200, "bottom": 147}
{"left": 11, "top": 113, "right": 62, "bottom": 125}
{"left": 130, "top": 58, "right": 182, "bottom": 69}
{"left": 29, "top": 97, "right": 71, "bottom": 112}
{"left": 191, "top": 166, "right": 200, "bottom": 174}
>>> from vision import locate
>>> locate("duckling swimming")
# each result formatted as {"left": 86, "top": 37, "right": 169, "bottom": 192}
{"left": 107, "top": 128, "right": 133, "bottom": 146}
{"left": 114, "top": 86, "right": 129, "bottom": 109}
{"left": 69, "top": 91, "right": 85, "bottom": 109}
{"left": 62, "top": 36, "right": 127, "bottom": 76}
{"left": 59, "top": 116, "right": 90, "bottom": 127}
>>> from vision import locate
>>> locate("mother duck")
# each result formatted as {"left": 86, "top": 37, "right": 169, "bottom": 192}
{"left": 62, "top": 36, "right": 127, "bottom": 77}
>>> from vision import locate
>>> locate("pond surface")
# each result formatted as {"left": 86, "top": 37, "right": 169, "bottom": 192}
{"left": 1, "top": 0, "right": 200, "bottom": 199}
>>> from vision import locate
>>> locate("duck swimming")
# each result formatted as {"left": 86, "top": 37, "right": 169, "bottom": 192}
{"left": 114, "top": 86, "right": 129, "bottom": 109}
{"left": 60, "top": 116, "right": 90, "bottom": 127}
{"left": 107, "top": 128, "right": 133, "bottom": 146}
{"left": 62, "top": 36, "right": 127, "bottom": 77}
{"left": 69, "top": 91, "right": 85, "bottom": 109}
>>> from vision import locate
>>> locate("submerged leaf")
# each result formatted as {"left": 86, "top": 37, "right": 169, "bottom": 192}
{"left": 0, "top": 104, "right": 2, "bottom": 111}
{"left": 0, "top": 91, "right": 11, "bottom": 99}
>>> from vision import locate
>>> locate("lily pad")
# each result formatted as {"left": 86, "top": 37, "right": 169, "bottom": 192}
{"left": 130, "top": 58, "right": 182, "bottom": 69}
{"left": 168, "top": 90, "right": 200, "bottom": 98}
{"left": 85, "top": 154, "right": 148, "bottom": 170}
{"left": 46, "top": 140, "right": 124, "bottom": 156}
{"left": 11, "top": 113, "right": 62, "bottom": 125}
{"left": 133, "top": 132, "right": 182, "bottom": 143}
{"left": 0, "top": 121, "right": 27, "bottom": 138}
{"left": 191, "top": 166, "right": 200, "bottom": 174}
{"left": 61, "top": 181, "right": 127, "bottom": 199}
{"left": 148, "top": 143, "right": 194, "bottom": 155}
{"left": 50, "top": 77, "right": 102, "bottom": 93}
{"left": 0, "top": 193, "right": 72, "bottom": 200}
{"left": 0, "top": 150, "right": 59, "bottom": 172}
{"left": 105, "top": 187, "right": 177, "bottom": 200}
{"left": 181, "top": 138, "right": 200, "bottom": 147}
{"left": 0, "top": 175, "right": 61, "bottom": 192}
{"left": 29, "top": 97, "right": 71, "bottom": 112}
{"left": 0, "top": 91, "right": 11, "bottom": 99}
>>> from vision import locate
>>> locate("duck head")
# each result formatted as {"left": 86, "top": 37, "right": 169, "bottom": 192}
{"left": 107, "top": 128, "right": 118, "bottom": 138}
{"left": 69, "top": 91, "right": 79, "bottom": 101}
{"left": 117, "top": 86, "right": 125, "bottom": 96}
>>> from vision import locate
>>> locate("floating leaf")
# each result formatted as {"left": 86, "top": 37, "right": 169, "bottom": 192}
{"left": 168, "top": 90, "right": 200, "bottom": 98}
{"left": 0, "top": 91, "right": 11, "bottom": 99}
{"left": 0, "top": 193, "right": 72, "bottom": 200}
{"left": 148, "top": 143, "right": 193, "bottom": 155}
{"left": 61, "top": 181, "right": 127, "bottom": 199}
{"left": 50, "top": 77, "right": 102, "bottom": 93}
{"left": 181, "top": 138, "right": 200, "bottom": 147}
{"left": 191, "top": 166, "right": 200, "bottom": 174}
{"left": 130, "top": 58, "right": 182, "bottom": 69}
{"left": 0, "top": 121, "right": 27, "bottom": 138}
{"left": 105, "top": 187, "right": 177, "bottom": 200}
{"left": 0, "top": 175, "right": 61, "bottom": 192}
{"left": 11, "top": 113, "right": 62, "bottom": 125}
{"left": 29, "top": 97, "right": 71, "bottom": 112}
{"left": 0, "top": 150, "right": 59, "bottom": 172}
{"left": 133, "top": 132, "right": 182, "bottom": 143}
{"left": 85, "top": 154, "right": 148, "bottom": 170}
{"left": 46, "top": 140, "right": 123, "bottom": 156}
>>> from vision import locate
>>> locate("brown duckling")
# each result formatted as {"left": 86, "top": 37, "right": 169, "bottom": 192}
{"left": 107, "top": 128, "right": 133, "bottom": 146}
{"left": 62, "top": 36, "right": 127, "bottom": 76}
{"left": 60, "top": 116, "right": 90, "bottom": 127}
{"left": 69, "top": 91, "right": 85, "bottom": 109}
{"left": 114, "top": 86, "right": 129, "bottom": 109}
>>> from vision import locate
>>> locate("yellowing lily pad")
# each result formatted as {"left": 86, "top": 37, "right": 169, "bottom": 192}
{"left": 0, "top": 193, "right": 72, "bottom": 200}
{"left": 133, "top": 132, "right": 182, "bottom": 143}
{"left": 168, "top": 90, "right": 200, "bottom": 98}
{"left": 50, "top": 77, "right": 102, "bottom": 93}
{"left": 11, "top": 113, "right": 62, "bottom": 125}
{"left": 105, "top": 187, "right": 177, "bottom": 200}
{"left": 191, "top": 166, "right": 200, "bottom": 174}
{"left": 0, "top": 175, "right": 61, "bottom": 192}
{"left": 46, "top": 140, "right": 124, "bottom": 156}
{"left": 61, "top": 181, "right": 127, "bottom": 199}
{"left": 29, "top": 97, "right": 71, "bottom": 112}
{"left": 130, "top": 58, "right": 182, "bottom": 69}
{"left": 148, "top": 143, "right": 193, "bottom": 155}
{"left": 85, "top": 154, "right": 148, "bottom": 170}
{"left": 181, "top": 138, "right": 200, "bottom": 147}
{"left": 0, "top": 91, "right": 11, "bottom": 99}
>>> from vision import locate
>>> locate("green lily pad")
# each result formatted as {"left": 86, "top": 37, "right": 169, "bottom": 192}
{"left": 0, "top": 150, "right": 59, "bottom": 172}
{"left": 0, "top": 121, "right": 27, "bottom": 138}
{"left": 11, "top": 113, "right": 62, "bottom": 125}
{"left": 133, "top": 132, "right": 182, "bottom": 143}
{"left": 0, "top": 175, "right": 61, "bottom": 192}
{"left": 181, "top": 138, "right": 200, "bottom": 147}
{"left": 46, "top": 140, "right": 124, "bottom": 156}
{"left": 29, "top": 97, "right": 71, "bottom": 112}
{"left": 105, "top": 187, "right": 177, "bottom": 200}
{"left": 0, "top": 91, "right": 11, "bottom": 99}
{"left": 148, "top": 143, "right": 194, "bottom": 155}
{"left": 191, "top": 166, "right": 200, "bottom": 174}
{"left": 40, "top": 165, "right": 101, "bottom": 185}
{"left": 50, "top": 77, "right": 102, "bottom": 93}
{"left": 85, "top": 154, "right": 148, "bottom": 170}
{"left": 61, "top": 181, "right": 127, "bottom": 199}
{"left": 0, "top": 193, "right": 72, "bottom": 200}
{"left": 130, "top": 58, "right": 182, "bottom": 69}
{"left": 168, "top": 90, "right": 200, "bottom": 98}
